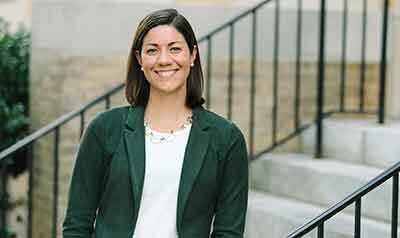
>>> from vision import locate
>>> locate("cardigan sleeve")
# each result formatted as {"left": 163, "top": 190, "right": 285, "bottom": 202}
{"left": 211, "top": 125, "right": 249, "bottom": 238}
{"left": 62, "top": 114, "right": 108, "bottom": 238}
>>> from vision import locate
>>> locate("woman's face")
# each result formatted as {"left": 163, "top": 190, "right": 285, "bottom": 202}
{"left": 137, "top": 25, "right": 197, "bottom": 97}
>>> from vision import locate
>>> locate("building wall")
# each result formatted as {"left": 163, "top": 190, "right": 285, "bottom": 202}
{"left": 0, "top": 0, "right": 389, "bottom": 31}
{"left": 0, "top": 0, "right": 31, "bottom": 31}
{"left": 388, "top": 0, "right": 400, "bottom": 119}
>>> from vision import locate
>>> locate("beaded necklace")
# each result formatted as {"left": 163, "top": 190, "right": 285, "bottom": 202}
{"left": 144, "top": 114, "right": 193, "bottom": 143}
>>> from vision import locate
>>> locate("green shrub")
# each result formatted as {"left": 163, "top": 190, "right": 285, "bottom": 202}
{"left": 0, "top": 17, "right": 30, "bottom": 177}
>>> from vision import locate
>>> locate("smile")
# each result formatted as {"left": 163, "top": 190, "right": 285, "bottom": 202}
{"left": 155, "top": 69, "right": 178, "bottom": 78}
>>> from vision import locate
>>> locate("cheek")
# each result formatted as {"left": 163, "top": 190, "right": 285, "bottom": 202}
{"left": 141, "top": 56, "right": 157, "bottom": 69}
{"left": 174, "top": 57, "right": 191, "bottom": 68}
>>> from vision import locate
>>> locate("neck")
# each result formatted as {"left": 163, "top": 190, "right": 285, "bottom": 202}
{"left": 144, "top": 91, "right": 192, "bottom": 132}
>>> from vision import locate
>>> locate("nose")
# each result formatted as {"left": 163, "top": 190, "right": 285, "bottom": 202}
{"left": 157, "top": 49, "right": 172, "bottom": 65}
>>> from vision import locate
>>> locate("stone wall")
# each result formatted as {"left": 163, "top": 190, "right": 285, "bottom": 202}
{"left": 206, "top": 60, "right": 380, "bottom": 155}
{"left": 388, "top": 1, "right": 400, "bottom": 119}
{"left": 28, "top": 55, "right": 380, "bottom": 237}
{"left": 29, "top": 49, "right": 127, "bottom": 238}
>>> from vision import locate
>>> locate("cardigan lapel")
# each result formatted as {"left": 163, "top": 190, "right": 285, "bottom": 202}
{"left": 176, "top": 106, "right": 211, "bottom": 232}
{"left": 123, "top": 105, "right": 212, "bottom": 233}
{"left": 123, "top": 105, "right": 145, "bottom": 225}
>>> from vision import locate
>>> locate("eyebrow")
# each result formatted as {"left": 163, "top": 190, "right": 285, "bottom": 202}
{"left": 144, "top": 41, "right": 184, "bottom": 47}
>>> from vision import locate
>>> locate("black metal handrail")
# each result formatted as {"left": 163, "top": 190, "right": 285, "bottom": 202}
{"left": 0, "top": 83, "right": 123, "bottom": 238}
{"left": 0, "top": 84, "right": 124, "bottom": 164}
{"left": 287, "top": 159, "right": 400, "bottom": 238}
{"left": 287, "top": 0, "right": 392, "bottom": 237}
{"left": 0, "top": 0, "right": 391, "bottom": 237}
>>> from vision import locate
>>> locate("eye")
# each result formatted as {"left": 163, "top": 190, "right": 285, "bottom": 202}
{"left": 145, "top": 48, "right": 157, "bottom": 55}
{"left": 170, "top": 47, "right": 182, "bottom": 53}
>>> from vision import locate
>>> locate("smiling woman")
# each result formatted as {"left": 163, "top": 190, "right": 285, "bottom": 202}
{"left": 62, "top": 8, "right": 249, "bottom": 238}
{"left": 136, "top": 25, "right": 197, "bottom": 101}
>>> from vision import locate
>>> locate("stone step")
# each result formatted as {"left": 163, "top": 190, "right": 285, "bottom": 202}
{"left": 246, "top": 190, "right": 393, "bottom": 238}
{"left": 250, "top": 153, "right": 396, "bottom": 223}
{"left": 300, "top": 118, "right": 400, "bottom": 168}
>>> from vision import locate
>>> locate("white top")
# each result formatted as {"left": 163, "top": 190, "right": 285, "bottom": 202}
{"left": 133, "top": 124, "right": 192, "bottom": 238}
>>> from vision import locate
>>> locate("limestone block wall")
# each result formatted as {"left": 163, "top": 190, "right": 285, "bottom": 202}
{"left": 29, "top": 56, "right": 380, "bottom": 238}
{"left": 205, "top": 60, "right": 380, "bottom": 155}
{"left": 29, "top": 50, "right": 127, "bottom": 238}
{"left": 28, "top": 3, "right": 247, "bottom": 238}
{"left": 28, "top": 1, "right": 385, "bottom": 237}
{"left": 388, "top": 4, "right": 400, "bottom": 119}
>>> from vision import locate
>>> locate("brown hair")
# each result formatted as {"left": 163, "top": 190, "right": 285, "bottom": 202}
{"left": 125, "top": 8, "right": 205, "bottom": 108}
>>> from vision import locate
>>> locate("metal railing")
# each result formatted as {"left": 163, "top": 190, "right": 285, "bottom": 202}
{"left": 0, "top": 0, "right": 391, "bottom": 237}
{"left": 0, "top": 83, "right": 124, "bottom": 238}
{"left": 287, "top": 159, "right": 399, "bottom": 238}
{"left": 287, "top": 1, "right": 393, "bottom": 237}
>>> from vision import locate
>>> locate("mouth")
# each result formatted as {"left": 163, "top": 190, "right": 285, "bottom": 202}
{"left": 155, "top": 69, "right": 179, "bottom": 78}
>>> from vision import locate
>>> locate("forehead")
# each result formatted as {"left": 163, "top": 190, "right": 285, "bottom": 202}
{"left": 142, "top": 25, "right": 186, "bottom": 45}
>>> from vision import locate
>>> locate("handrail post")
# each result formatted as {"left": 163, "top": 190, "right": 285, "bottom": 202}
{"left": 354, "top": 198, "right": 361, "bottom": 238}
{"left": 227, "top": 23, "right": 235, "bottom": 121}
{"left": 294, "top": 0, "right": 303, "bottom": 131}
{"left": 272, "top": 0, "right": 280, "bottom": 147}
{"left": 27, "top": 143, "right": 34, "bottom": 238}
{"left": 359, "top": 0, "right": 368, "bottom": 113}
{"left": 250, "top": 10, "right": 257, "bottom": 157}
{"left": 0, "top": 160, "right": 8, "bottom": 238}
{"left": 105, "top": 95, "right": 111, "bottom": 110}
{"left": 315, "top": 0, "right": 327, "bottom": 158}
{"left": 317, "top": 222, "right": 324, "bottom": 238}
{"left": 80, "top": 112, "right": 85, "bottom": 138}
{"left": 340, "top": 0, "right": 348, "bottom": 112}
{"left": 206, "top": 36, "right": 212, "bottom": 109}
{"left": 392, "top": 174, "right": 398, "bottom": 238}
{"left": 378, "top": 0, "right": 389, "bottom": 124}
{"left": 52, "top": 128, "right": 60, "bottom": 238}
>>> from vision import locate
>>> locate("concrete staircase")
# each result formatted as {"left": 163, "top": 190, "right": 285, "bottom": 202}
{"left": 245, "top": 117, "right": 400, "bottom": 237}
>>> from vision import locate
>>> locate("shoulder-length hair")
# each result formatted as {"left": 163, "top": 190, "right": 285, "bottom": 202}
{"left": 125, "top": 8, "right": 205, "bottom": 108}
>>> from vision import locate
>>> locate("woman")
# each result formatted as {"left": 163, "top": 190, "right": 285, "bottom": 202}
{"left": 63, "top": 8, "right": 248, "bottom": 238}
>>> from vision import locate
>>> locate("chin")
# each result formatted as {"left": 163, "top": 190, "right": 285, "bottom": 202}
{"left": 152, "top": 82, "right": 186, "bottom": 96}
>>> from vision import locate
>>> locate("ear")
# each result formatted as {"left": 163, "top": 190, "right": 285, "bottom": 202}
{"left": 190, "top": 45, "right": 197, "bottom": 65}
{"left": 135, "top": 50, "right": 142, "bottom": 65}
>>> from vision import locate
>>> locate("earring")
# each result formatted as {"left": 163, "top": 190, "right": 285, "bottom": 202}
{"left": 141, "top": 67, "right": 144, "bottom": 71}
{"left": 190, "top": 62, "right": 194, "bottom": 67}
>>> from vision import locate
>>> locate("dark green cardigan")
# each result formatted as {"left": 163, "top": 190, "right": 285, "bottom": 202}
{"left": 62, "top": 105, "right": 248, "bottom": 238}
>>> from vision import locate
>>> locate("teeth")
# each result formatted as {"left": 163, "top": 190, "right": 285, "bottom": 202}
{"left": 157, "top": 70, "right": 176, "bottom": 77}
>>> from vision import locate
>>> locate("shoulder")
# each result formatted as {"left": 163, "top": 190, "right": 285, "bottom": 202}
{"left": 85, "top": 105, "right": 131, "bottom": 151}
{"left": 87, "top": 105, "right": 131, "bottom": 131}
{"left": 197, "top": 107, "right": 246, "bottom": 155}
{"left": 198, "top": 107, "right": 244, "bottom": 139}
{"left": 95, "top": 105, "right": 131, "bottom": 122}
